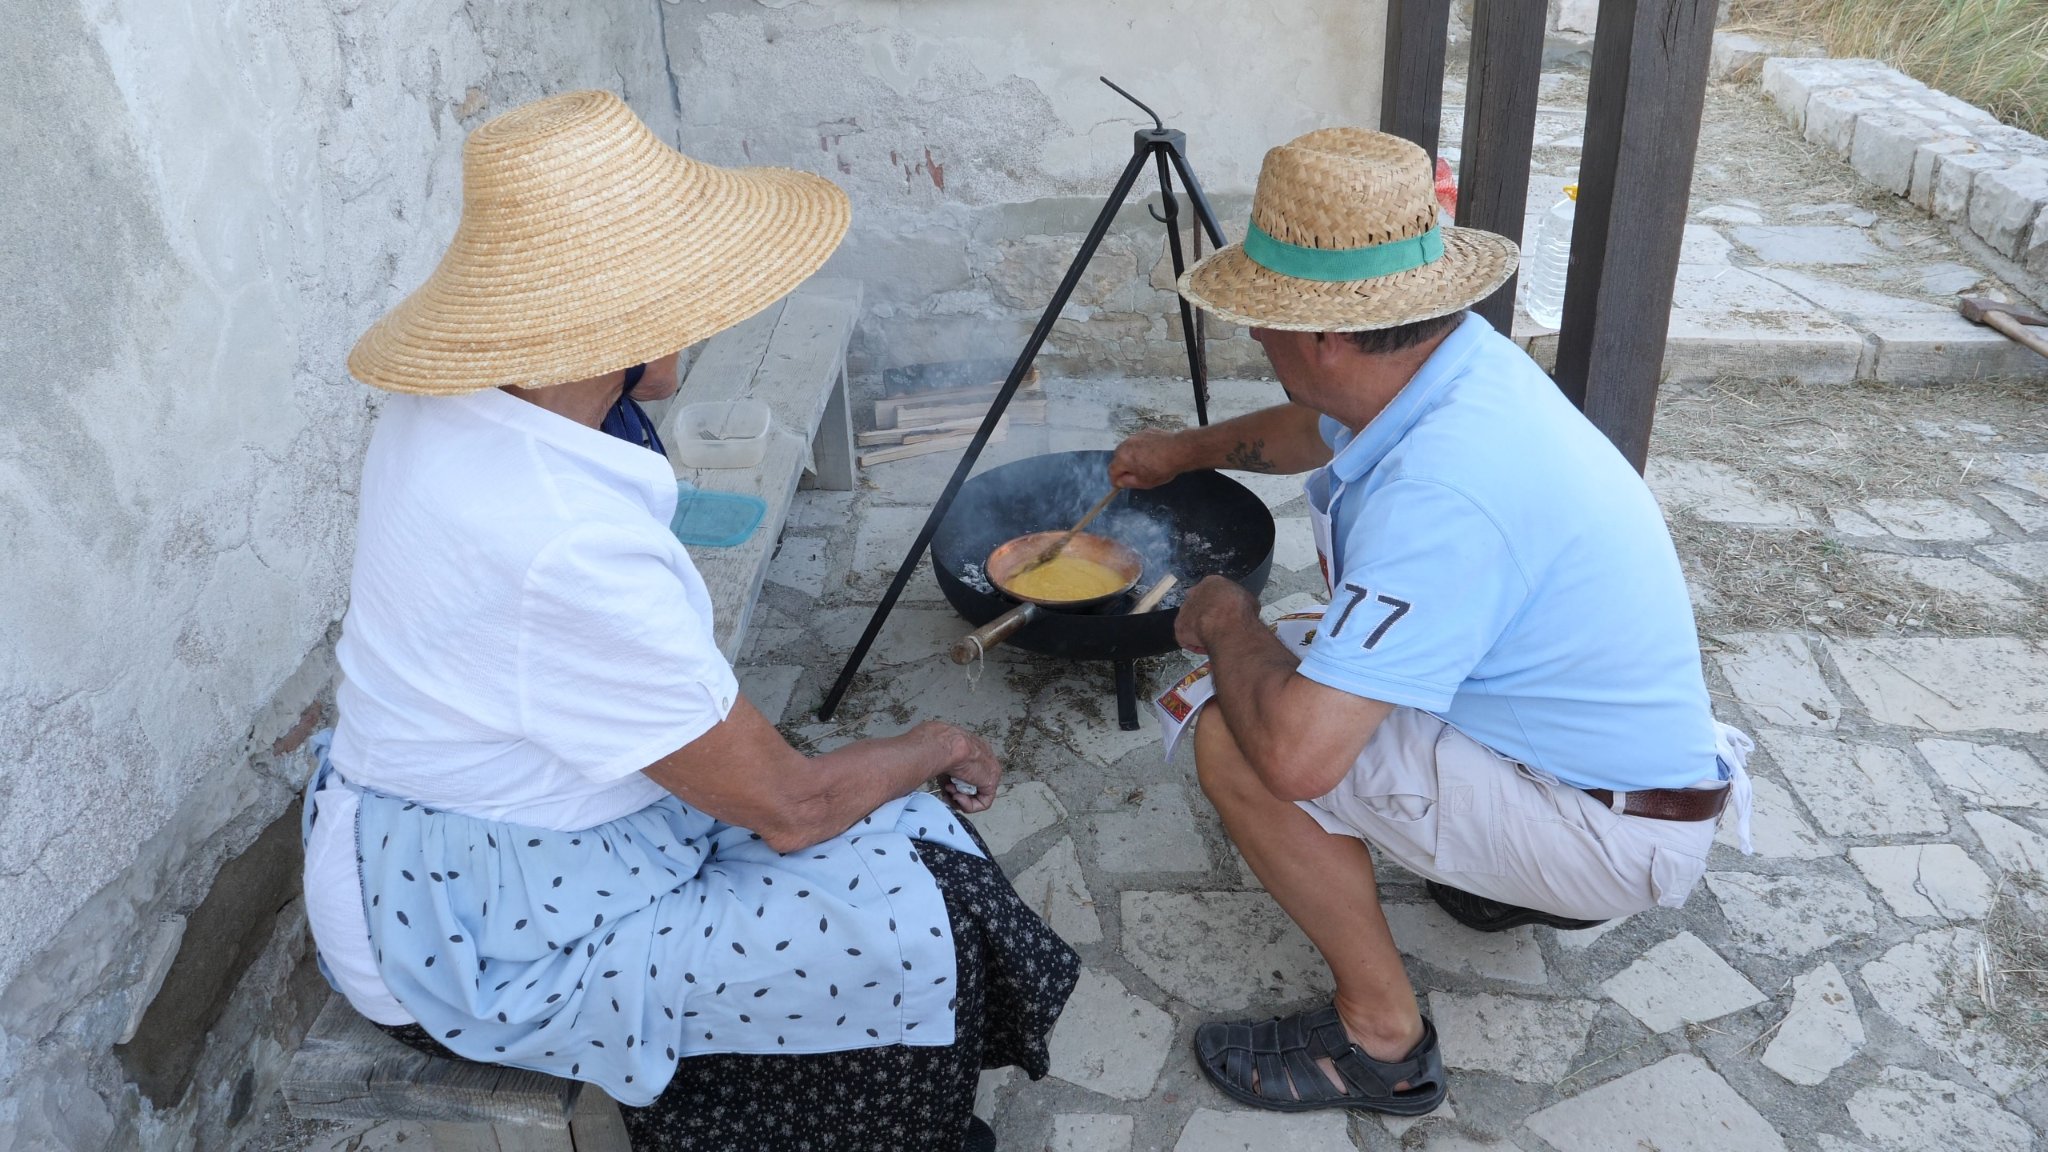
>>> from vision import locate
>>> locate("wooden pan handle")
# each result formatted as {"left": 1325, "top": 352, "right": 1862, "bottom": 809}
{"left": 1130, "top": 574, "right": 1179, "bottom": 614}
{"left": 950, "top": 603, "right": 1039, "bottom": 664}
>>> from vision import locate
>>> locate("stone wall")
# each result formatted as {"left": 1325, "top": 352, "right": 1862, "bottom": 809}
{"left": 658, "top": 0, "right": 1389, "bottom": 383}
{"left": 0, "top": 3, "right": 675, "bottom": 1149}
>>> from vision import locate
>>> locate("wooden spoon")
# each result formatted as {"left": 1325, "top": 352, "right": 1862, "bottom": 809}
{"left": 1014, "top": 487, "right": 1120, "bottom": 577}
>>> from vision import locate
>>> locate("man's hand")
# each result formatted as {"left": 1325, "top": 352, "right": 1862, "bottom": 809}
{"left": 1109, "top": 429, "right": 1188, "bottom": 490}
{"left": 914, "top": 721, "right": 1003, "bottom": 814}
{"left": 1174, "top": 575, "right": 1261, "bottom": 656}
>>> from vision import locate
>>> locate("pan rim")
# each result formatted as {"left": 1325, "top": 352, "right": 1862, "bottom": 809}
{"left": 985, "top": 530, "right": 1143, "bottom": 608}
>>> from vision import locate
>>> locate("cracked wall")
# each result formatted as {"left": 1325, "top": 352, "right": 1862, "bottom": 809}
{"left": 0, "top": 2, "right": 674, "bottom": 1149}
{"left": 659, "top": 0, "right": 1388, "bottom": 380}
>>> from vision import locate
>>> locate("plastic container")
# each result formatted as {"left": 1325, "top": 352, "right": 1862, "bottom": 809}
{"left": 1520, "top": 184, "right": 1577, "bottom": 331}
{"left": 669, "top": 399, "right": 772, "bottom": 469}
{"left": 670, "top": 482, "right": 767, "bottom": 549}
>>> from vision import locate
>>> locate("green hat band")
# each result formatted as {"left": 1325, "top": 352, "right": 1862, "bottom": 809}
{"left": 1241, "top": 220, "right": 1445, "bottom": 282}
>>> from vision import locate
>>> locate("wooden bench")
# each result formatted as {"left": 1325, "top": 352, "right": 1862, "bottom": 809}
{"left": 654, "top": 277, "right": 861, "bottom": 660}
{"left": 283, "top": 995, "right": 631, "bottom": 1151}
{"left": 281, "top": 280, "right": 862, "bottom": 1147}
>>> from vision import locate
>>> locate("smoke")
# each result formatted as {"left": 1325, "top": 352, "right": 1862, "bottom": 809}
{"left": 946, "top": 447, "right": 1251, "bottom": 609}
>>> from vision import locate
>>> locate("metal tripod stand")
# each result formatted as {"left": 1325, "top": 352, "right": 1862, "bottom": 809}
{"left": 817, "top": 79, "right": 1228, "bottom": 722}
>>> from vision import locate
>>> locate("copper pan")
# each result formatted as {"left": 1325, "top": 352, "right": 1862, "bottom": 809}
{"left": 949, "top": 531, "right": 1142, "bottom": 663}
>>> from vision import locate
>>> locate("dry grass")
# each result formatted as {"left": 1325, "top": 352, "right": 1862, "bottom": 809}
{"left": 1954, "top": 873, "right": 2048, "bottom": 1068}
{"left": 1651, "top": 375, "right": 2048, "bottom": 640}
{"left": 1730, "top": 0, "right": 2048, "bottom": 137}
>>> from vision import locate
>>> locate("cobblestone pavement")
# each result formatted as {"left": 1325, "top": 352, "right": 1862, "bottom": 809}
{"left": 1442, "top": 67, "right": 2048, "bottom": 387}
{"left": 253, "top": 373, "right": 2048, "bottom": 1151}
{"left": 738, "top": 374, "right": 2048, "bottom": 1152}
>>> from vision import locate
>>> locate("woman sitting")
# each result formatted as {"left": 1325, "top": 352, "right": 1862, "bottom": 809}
{"left": 300, "top": 90, "right": 1077, "bottom": 1152}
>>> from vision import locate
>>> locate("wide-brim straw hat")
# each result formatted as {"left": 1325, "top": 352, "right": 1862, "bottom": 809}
{"left": 1179, "top": 128, "right": 1518, "bottom": 332}
{"left": 348, "top": 91, "right": 850, "bottom": 394}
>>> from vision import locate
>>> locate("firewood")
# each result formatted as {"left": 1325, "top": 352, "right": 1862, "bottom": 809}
{"left": 857, "top": 425, "right": 1009, "bottom": 467}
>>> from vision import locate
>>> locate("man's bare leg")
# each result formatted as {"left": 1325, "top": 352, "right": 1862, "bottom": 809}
{"left": 1195, "top": 704, "right": 1425, "bottom": 1069}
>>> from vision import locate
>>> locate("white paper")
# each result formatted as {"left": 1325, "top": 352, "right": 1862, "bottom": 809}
{"left": 1153, "top": 612, "right": 1326, "bottom": 761}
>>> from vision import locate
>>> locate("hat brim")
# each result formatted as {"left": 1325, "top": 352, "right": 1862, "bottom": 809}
{"left": 347, "top": 165, "right": 851, "bottom": 395}
{"left": 1177, "top": 226, "right": 1519, "bottom": 332}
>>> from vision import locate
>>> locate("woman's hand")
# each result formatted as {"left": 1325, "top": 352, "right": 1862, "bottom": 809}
{"left": 913, "top": 721, "right": 1003, "bottom": 814}
{"left": 1109, "top": 429, "right": 1188, "bottom": 490}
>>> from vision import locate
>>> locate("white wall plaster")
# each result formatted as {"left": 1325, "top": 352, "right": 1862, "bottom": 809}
{"left": 1, "top": 2, "right": 674, "bottom": 1148}
{"left": 661, "top": 0, "right": 1388, "bottom": 373}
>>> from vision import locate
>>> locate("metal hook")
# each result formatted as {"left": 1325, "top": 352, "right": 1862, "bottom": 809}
{"left": 1100, "top": 76, "right": 1164, "bottom": 131}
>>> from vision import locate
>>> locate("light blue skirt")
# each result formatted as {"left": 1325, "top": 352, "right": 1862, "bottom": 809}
{"left": 310, "top": 754, "right": 984, "bottom": 1106}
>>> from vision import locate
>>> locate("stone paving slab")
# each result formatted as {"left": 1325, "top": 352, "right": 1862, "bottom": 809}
{"left": 1086, "top": 786, "right": 1209, "bottom": 874}
{"left": 1866, "top": 311, "right": 2048, "bottom": 385}
{"left": 1864, "top": 554, "right": 2028, "bottom": 617}
{"left": 1965, "top": 810, "right": 2048, "bottom": 875}
{"left": 1704, "top": 870, "right": 1876, "bottom": 958}
{"left": 1760, "top": 961, "right": 1864, "bottom": 1086}
{"left": 1169, "top": 1108, "right": 1352, "bottom": 1152}
{"left": 1860, "top": 927, "right": 2031, "bottom": 1095}
{"left": 975, "top": 780, "right": 1067, "bottom": 856}
{"left": 1050, "top": 1113, "right": 1133, "bottom": 1152}
{"left": 1647, "top": 457, "right": 1814, "bottom": 527}
{"left": 1012, "top": 837, "right": 1103, "bottom": 944}
{"left": 1120, "top": 891, "right": 1330, "bottom": 1012}
{"left": 1601, "top": 932, "right": 1767, "bottom": 1033}
{"left": 1917, "top": 739, "right": 2048, "bottom": 809}
{"left": 1045, "top": 968, "right": 1173, "bottom": 1101}
{"left": 1981, "top": 541, "right": 2048, "bottom": 585}
{"left": 1522, "top": 1055, "right": 1789, "bottom": 1152}
{"left": 1849, "top": 843, "right": 1994, "bottom": 920}
{"left": 1660, "top": 266, "right": 1864, "bottom": 386}
{"left": 1717, "top": 774, "right": 1838, "bottom": 859}
{"left": 1713, "top": 633, "right": 1840, "bottom": 730}
{"left": 1859, "top": 496, "right": 1995, "bottom": 541}
{"left": 1985, "top": 453, "right": 2048, "bottom": 501}
{"left": 1763, "top": 731, "right": 1948, "bottom": 837}
{"left": 1384, "top": 904, "right": 1547, "bottom": 985}
{"left": 1827, "top": 638, "right": 2048, "bottom": 734}
{"left": 1982, "top": 489, "right": 2048, "bottom": 533}
{"left": 1847, "top": 1066, "right": 2036, "bottom": 1152}
{"left": 1428, "top": 992, "right": 1599, "bottom": 1083}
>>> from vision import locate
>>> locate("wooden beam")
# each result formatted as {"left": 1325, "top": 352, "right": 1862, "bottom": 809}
{"left": 1455, "top": 1, "right": 1546, "bottom": 334}
{"left": 1550, "top": 0, "right": 1719, "bottom": 472}
{"left": 1380, "top": 0, "right": 1452, "bottom": 163}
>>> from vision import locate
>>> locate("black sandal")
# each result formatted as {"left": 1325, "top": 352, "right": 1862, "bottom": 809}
{"left": 1427, "top": 880, "right": 1607, "bottom": 933}
{"left": 1193, "top": 1005, "right": 1447, "bottom": 1116}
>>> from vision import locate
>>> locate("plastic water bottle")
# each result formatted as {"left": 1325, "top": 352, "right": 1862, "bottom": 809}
{"left": 1520, "top": 184, "right": 1577, "bottom": 330}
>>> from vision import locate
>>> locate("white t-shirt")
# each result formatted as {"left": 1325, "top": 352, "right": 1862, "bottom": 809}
{"left": 304, "top": 388, "right": 740, "bottom": 1023}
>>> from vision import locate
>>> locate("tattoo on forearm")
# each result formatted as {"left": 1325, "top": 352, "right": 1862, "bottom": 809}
{"left": 1223, "top": 438, "right": 1275, "bottom": 472}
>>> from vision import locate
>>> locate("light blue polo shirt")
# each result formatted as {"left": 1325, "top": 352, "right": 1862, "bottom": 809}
{"left": 1296, "top": 313, "right": 1718, "bottom": 792}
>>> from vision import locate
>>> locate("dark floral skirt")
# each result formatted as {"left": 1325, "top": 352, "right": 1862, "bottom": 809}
{"left": 378, "top": 831, "right": 1078, "bottom": 1151}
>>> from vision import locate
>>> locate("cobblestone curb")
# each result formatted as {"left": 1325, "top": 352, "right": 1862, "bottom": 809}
{"left": 1760, "top": 57, "right": 2048, "bottom": 282}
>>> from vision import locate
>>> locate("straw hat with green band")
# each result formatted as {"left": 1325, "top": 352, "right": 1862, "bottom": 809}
{"left": 348, "top": 90, "right": 850, "bottom": 396}
{"left": 1178, "top": 127, "right": 1519, "bottom": 333}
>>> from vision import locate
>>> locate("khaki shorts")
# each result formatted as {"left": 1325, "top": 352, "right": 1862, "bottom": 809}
{"left": 1296, "top": 708, "right": 1717, "bottom": 920}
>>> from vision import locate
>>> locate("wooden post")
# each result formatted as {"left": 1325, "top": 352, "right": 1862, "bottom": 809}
{"left": 1455, "top": 2, "right": 1546, "bottom": 334}
{"left": 1550, "top": 0, "right": 1719, "bottom": 472}
{"left": 1380, "top": 0, "right": 1452, "bottom": 163}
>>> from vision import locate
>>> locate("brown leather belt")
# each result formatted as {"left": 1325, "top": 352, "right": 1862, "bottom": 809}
{"left": 1582, "top": 785, "right": 1729, "bottom": 823}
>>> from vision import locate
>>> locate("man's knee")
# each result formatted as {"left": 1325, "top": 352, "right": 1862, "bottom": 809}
{"left": 1193, "top": 706, "right": 1265, "bottom": 810}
